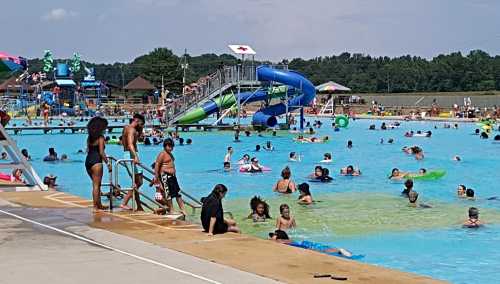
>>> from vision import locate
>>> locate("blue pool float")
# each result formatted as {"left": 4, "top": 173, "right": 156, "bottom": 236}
{"left": 289, "top": 240, "right": 364, "bottom": 260}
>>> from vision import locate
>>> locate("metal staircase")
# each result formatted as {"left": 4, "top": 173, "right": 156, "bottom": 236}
{"left": 165, "top": 65, "right": 261, "bottom": 125}
{"left": 0, "top": 124, "right": 47, "bottom": 191}
{"left": 103, "top": 157, "right": 202, "bottom": 218}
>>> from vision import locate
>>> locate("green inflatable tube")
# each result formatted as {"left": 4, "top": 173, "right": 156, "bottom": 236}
{"left": 335, "top": 115, "right": 349, "bottom": 128}
{"left": 410, "top": 170, "right": 446, "bottom": 180}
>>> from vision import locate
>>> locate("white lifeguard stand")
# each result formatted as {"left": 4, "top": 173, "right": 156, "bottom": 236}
{"left": 0, "top": 125, "right": 46, "bottom": 191}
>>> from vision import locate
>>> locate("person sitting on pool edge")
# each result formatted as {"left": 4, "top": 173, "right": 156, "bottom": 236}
{"left": 298, "top": 183, "right": 313, "bottom": 205}
{"left": 402, "top": 179, "right": 414, "bottom": 197}
{"left": 273, "top": 166, "right": 296, "bottom": 194}
{"left": 247, "top": 196, "right": 271, "bottom": 222}
{"left": 340, "top": 165, "right": 361, "bottom": 176}
{"left": 408, "top": 190, "right": 432, "bottom": 208}
{"left": 201, "top": 184, "right": 240, "bottom": 236}
{"left": 463, "top": 207, "right": 483, "bottom": 228}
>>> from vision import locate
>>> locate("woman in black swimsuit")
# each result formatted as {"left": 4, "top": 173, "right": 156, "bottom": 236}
{"left": 273, "top": 167, "right": 296, "bottom": 193}
{"left": 85, "top": 117, "right": 111, "bottom": 210}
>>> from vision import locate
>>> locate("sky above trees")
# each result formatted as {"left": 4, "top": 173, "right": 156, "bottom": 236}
{"left": 2, "top": 0, "right": 499, "bottom": 63}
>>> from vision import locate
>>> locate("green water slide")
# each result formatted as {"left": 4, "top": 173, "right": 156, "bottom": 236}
{"left": 177, "top": 86, "right": 288, "bottom": 124}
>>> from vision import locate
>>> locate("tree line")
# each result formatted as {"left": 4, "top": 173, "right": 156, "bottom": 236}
{"left": 2, "top": 48, "right": 499, "bottom": 94}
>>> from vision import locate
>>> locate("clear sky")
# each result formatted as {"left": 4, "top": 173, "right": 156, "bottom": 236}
{"left": 2, "top": 0, "right": 499, "bottom": 63}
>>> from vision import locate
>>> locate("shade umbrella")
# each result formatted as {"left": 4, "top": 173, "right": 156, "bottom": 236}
{"left": 0, "top": 52, "right": 27, "bottom": 72}
{"left": 315, "top": 81, "right": 351, "bottom": 93}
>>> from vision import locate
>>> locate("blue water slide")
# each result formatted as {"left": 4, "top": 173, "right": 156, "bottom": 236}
{"left": 252, "top": 66, "right": 316, "bottom": 127}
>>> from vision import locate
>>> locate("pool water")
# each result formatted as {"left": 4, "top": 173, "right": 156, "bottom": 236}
{"left": 7, "top": 116, "right": 500, "bottom": 283}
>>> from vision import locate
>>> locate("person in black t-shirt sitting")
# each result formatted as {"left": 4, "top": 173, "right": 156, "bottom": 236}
{"left": 201, "top": 184, "right": 240, "bottom": 236}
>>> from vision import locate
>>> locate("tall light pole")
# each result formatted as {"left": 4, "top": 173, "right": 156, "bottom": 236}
{"left": 181, "top": 49, "right": 189, "bottom": 106}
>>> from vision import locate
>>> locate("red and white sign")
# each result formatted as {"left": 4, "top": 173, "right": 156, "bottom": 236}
{"left": 228, "top": 45, "right": 256, "bottom": 55}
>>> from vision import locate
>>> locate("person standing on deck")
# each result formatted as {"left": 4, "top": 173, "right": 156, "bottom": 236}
{"left": 120, "top": 114, "right": 145, "bottom": 211}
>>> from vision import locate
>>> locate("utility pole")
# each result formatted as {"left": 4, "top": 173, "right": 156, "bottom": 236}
{"left": 181, "top": 49, "right": 188, "bottom": 107}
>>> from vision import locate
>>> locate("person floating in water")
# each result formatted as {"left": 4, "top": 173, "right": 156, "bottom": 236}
{"left": 273, "top": 167, "right": 296, "bottom": 194}
{"left": 269, "top": 204, "right": 296, "bottom": 242}
{"left": 340, "top": 165, "right": 361, "bottom": 176}
{"left": 153, "top": 138, "right": 187, "bottom": 216}
{"left": 247, "top": 196, "right": 271, "bottom": 222}
{"left": 463, "top": 207, "right": 483, "bottom": 228}
{"left": 223, "top": 162, "right": 231, "bottom": 171}
{"left": 408, "top": 190, "right": 432, "bottom": 208}
{"left": 298, "top": 183, "right": 313, "bottom": 205}
{"left": 347, "top": 140, "right": 353, "bottom": 149}
{"left": 389, "top": 168, "right": 408, "bottom": 180}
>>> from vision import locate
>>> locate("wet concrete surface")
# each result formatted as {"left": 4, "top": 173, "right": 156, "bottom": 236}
{"left": 0, "top": 206, "right": 281, "bottom": 284}
{"left": 0, "top": 191, "right": 446, "bottom": 284}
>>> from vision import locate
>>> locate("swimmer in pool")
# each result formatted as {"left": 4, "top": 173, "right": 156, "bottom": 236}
{"left": 466, "top": 188, "right": 475, "bottom": 200}
{"left": 223, "top": 162, "right": 231, "bottom": 171}
{"left": 289, "top": 152, "right": 301, "bottom": 162}
{"left": 263, "top": 141, "right": 274, "bottom": 151}
{"left": 273, "top": 167, "right": 296, "bottom": 194}
{"left": 309, "top": 166, "right": 324, "bottom": 180}
{"left": 255, "top": 145, "right": 261, "bottom": 151}
{"left": 275, "top": 204, "right": 296, "bottom": 230}
{"left": 347, "top": 140, "right": 353, "bottom": 149}
{"left": 243, "top": 157, "right": 263, "bottom": 172}
{"left": 238, "top": 154, "right": 250, "bottom": 165}
{"left": 463, "top": 207, "right": 483, "bottom": 228}
{"left": 414, "top": 148, "right": 424, "bottom": 160}
{"left": 320, "top": 153, "right": 332, "bottom": 163}
{"left": 321, "top": 168, "right": 333, "bottom": 182}
{"left": 457, "top": 185, "right": 467, "bottom": 198}
{"left": 389, "top": 168, "right": 408, "bottom": 180}
{"left": 402, "top": 179, "right": 414, "bottom": 197}
{"left": 453, "top": 155, "right": 462, "bottom": 161}
{"left": 408, "top": 190, "right": 432, "bottom": 208}
{"left": 298, "top": 183, "right": 313, "bottom": 205}
{"left": 248, "top": 196, "right": 271, "bottom": 222}
{"left": 340, "top": 165, "right": 361, "bottom": 176}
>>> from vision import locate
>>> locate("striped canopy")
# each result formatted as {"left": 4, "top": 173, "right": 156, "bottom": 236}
{"left": 0, "top": 52, "right": 26, "bottom": 72}
{"left": 316, "top": 81, "right": 351, "bottom": 93}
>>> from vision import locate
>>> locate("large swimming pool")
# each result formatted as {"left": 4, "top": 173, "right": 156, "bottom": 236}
{"left": 7, "top": 116, "right": 500, "bottom": 283}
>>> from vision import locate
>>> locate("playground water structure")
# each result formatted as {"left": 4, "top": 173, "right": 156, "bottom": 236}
{"left": 5, "top": 116, "right": 500, "bottom": 284}
{"left": 176, "top": 65, "right": 315, "bottom": 127}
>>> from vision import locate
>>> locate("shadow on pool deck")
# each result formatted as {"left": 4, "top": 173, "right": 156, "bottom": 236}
{"left": 0, "top": 191, "right": 446, "bottom": 284}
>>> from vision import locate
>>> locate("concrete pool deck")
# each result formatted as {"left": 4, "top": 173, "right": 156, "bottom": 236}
{"left": 0, "top": 191, "right": 446, "bottom": 284}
